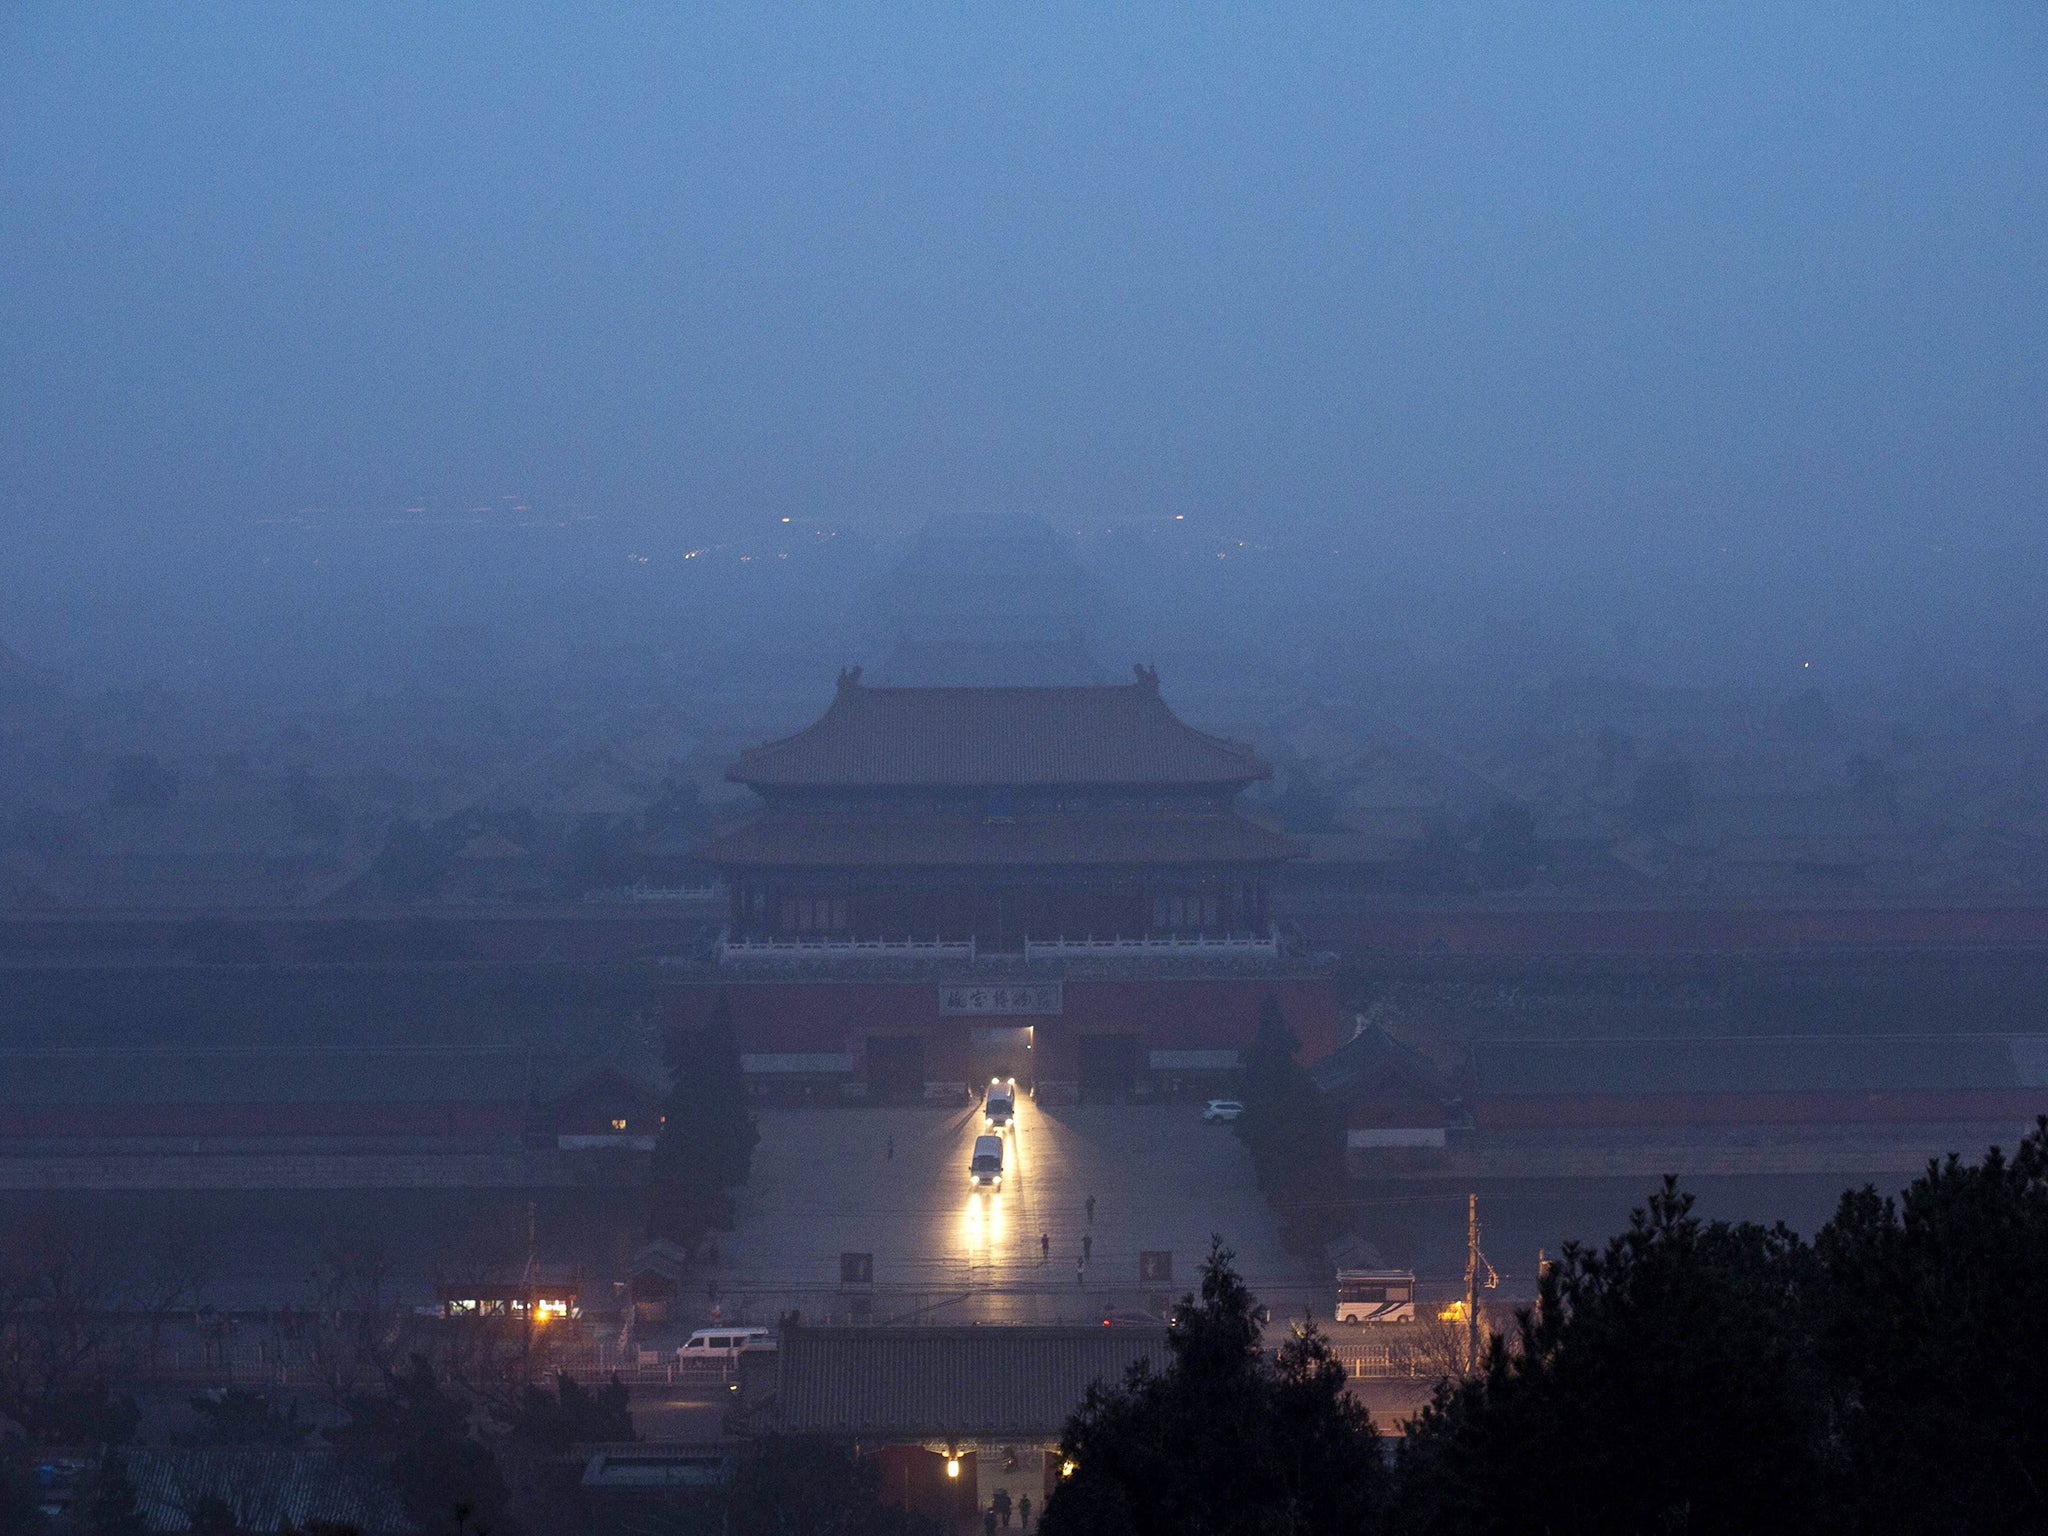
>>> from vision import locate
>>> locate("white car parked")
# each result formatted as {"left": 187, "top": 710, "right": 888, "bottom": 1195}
{"left": 1202, "top": 1099, "right": 1245, "bottom": 1123}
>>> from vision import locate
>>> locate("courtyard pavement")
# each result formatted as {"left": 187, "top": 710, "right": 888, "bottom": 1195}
{"left": 713, "top": 1094, "right": 1325, "bottom": 1325}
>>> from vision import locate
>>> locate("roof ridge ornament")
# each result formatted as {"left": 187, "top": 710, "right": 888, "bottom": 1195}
{"left": 1133, "top": 663, "right": 1160, "bottom": 694}
{"left": 837, "top": 665, "right": 864, "bottom": 693}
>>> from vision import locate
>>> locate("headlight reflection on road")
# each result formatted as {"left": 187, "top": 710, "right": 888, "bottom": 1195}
{"left": 961, "top": 1188, "right": 1006, "bottom": 1248}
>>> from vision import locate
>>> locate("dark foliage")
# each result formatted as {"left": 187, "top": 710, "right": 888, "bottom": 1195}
{"left": 497, "top": 1371, "right": 634, "bottom": 1456}
{"left": 558, "top": 813, "right": 637, "bottom": 896}
{"left": 651, "top": 991, "right": 761, "bottom": 1241}
{"left": 1397, "top": 816, "right": 1469, "bottom": 895}
{"left": 642, "top": 773, "right": 709, "bottom": 843}
{"left": 67, "top": 1452, "right": 147, "bottom": 1536}
{"left": 183, "top": 1494, "right": 241, "bottom": 1535}
{"left": 1235, "top": 996, "right": 1348, "bottom": 1256}
{"left": 1392, "top": 1181, "right": 1826, "bottom": 1536}
{"left": 0, "top": 1441, "right": 45, "bottom": 1536}
{"left": 329, "top": 1356, "right": 513, "bottom": 1536}
{"left": 726, "top": 1436, "right": 939, "bottom": 1536}
{"left": 1814, "top": 1118, "right": 2048, "bottom": 1532}
{"left": 1394, "top": 1122, "right": 2048, "bottom": 1535}
{"left": 189, "top": 1387, "right": 312, "bottom": 1447}
{"left": 355, "top": 808, "right": 532, "bottom": 901}
{"left": 1263, "top": 759, "right": 1343, "bottom": 835}
{"left": 1041, "top": 1241, "right": 1382, "bottom": 1536}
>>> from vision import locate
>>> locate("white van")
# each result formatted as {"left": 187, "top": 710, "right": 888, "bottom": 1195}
{"left": 970, "top": 1134, "right": 1004, "bottom": 1187}
{"left": 984, "top": 1078, "right": 1017, "bottom": 1129}
{"left": 676, "top": 1326, "right": 773, "bottom": 1364}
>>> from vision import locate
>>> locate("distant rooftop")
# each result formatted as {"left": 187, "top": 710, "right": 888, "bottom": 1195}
{"left": 729, "top": 668, "right": 1270, "bottom": 790}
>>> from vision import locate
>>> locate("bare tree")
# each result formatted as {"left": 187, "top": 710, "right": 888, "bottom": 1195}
{"left": 0, "top": 1208, "right": 138, "bottom": 1442}
{"left": 306, "top": 1239, "right": 412, "bottom": 1404}
{"left": 137, "top": 1221, "right": 221, "bottom": 1372}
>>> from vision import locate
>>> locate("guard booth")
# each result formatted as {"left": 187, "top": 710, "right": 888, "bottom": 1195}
{"left": 436, "top": 1283, "right": 580, "bottom": 1323}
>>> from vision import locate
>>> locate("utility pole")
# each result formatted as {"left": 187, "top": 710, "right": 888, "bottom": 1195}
{"left": 1463, "top": 1193, "right": 1481, "bottom": 1375}
{"left": 522, "top": 1200, "right": 539, "bottom": 1387}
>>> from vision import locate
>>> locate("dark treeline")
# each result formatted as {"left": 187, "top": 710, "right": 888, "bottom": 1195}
{"left": 1040, "top": 1122, "right": 2048, "bottom": 1536}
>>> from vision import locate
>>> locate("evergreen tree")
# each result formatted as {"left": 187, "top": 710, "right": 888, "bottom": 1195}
{"left": 1814, "top": 1117, "right": 2048, "bottom": 1532}
{"left": 65, "top": 1453, "right": 146, "bottom": 1536}
{"left": 651, "top": 992, "right": 760, "bottom": 1236}
{"left": 1235, "top": 997, "right": 1347, "bottom": 1255}
{"left": 189, "top": 1386, "right": 311, "bottom": 1446}
{"left": 1391, "top": 1181, "right": 1828, "bottom": 1536}
{"left": 330, "top": 1356, "right": 513, "bottom": 1536}
{"left": 1041, "top": 1242, "right": 1383, "bottom": 1536}
{"left": 0, "top": 1441, "right": 45, "bottom": 1536}
{"left": 726, "top": 1436, "right": 937, "bottom": 1536}
{"left": 499, "top": 1371, "right": 635, "bottom": 1456}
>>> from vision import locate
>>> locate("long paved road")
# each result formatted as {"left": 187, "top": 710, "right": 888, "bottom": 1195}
{"left": 716, "top": 1093, "right": 1322, "bottom": 1325}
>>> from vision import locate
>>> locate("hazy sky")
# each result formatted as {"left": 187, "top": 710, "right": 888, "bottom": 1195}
{"left": 3, "top": 3, "right": 2044, "bottom": 597}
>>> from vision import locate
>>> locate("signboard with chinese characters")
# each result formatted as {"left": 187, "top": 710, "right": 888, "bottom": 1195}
{"left": 938, "top": 982, "right": 1063, "bottom": 1016}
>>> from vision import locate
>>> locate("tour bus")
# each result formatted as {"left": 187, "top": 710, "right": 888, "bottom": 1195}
{"left": 984, "top": 1077, "right": 1017, "bottom": 1129}
{"left": 1335, "top": 1269, "right": 1418, "bottom": 1324}
{"left": 970, "top": 1134, "right": 1005, "bottom": 1187}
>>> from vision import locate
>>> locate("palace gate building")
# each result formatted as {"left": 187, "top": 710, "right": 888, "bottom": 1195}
{"left": 671, "top": 666, "right": 1338, "bottom": 1101}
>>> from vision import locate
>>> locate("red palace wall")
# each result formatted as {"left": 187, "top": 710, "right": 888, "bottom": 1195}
{"left": 663, "top": 972, "right": 1339, "bottom": 1097}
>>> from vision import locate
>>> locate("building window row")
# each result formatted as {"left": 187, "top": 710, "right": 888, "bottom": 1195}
{"left": 1154, "top": 893, "right": 1221, "bottom": 931}
{"left": 781, "top": 896, "right": 850, "bottom": 933}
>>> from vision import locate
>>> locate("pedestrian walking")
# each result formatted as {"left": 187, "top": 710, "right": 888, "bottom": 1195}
{"left": 1039, "top": 1231, "right": 1049, "bottom": 1262}
{"left": 886, "top": 1134, "right": 895, "bottom": 1161}
{"left": 1085, "top": 1194, "right": 1096, "bottom": 1224}
{"left": 1082, "top": 1233, "right": 1092, "bottom": 1263}
{"left": 1076, "top": 1255, "right": 1085, "bottom": 1285}
{"left": 1018, "top": 1494, "right": 1032, "bottom": 1531}
{"left": 983, "top": 1506, "right": 997, "bottom": 1536}
{"left": 995, "top": 1487, "right": 1011, "bottom": 1528}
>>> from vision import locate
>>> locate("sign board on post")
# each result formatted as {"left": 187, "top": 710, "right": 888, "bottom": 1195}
{"left": 840, "top": 1252, "right": 874, "bottom": 1286}
{"left": 1139, "top": 1251, "right": 1173, "bottom": 1284}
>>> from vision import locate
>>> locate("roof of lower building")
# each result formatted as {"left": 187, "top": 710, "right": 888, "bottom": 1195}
{"left": 1472, "top": 1034, "right": 2048, "bottom": 1097}
{"left": 118, "top": 1448, "right": 416, "bottom": 1535}
{"left": 1311, "top": 1024, "right": 1456, "bottom": 1099}
{"left": 0, "top": 1047, "right": 556, "bottom": 1105}
{"left": 770, "top": 1325, "right": 1172, "bottom": 1439}
{"left": 699, "top": 805, "right": 1299, "bottom": 868}
{"left": 728, "top": 669, "right": 1270, "bottom": 789}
